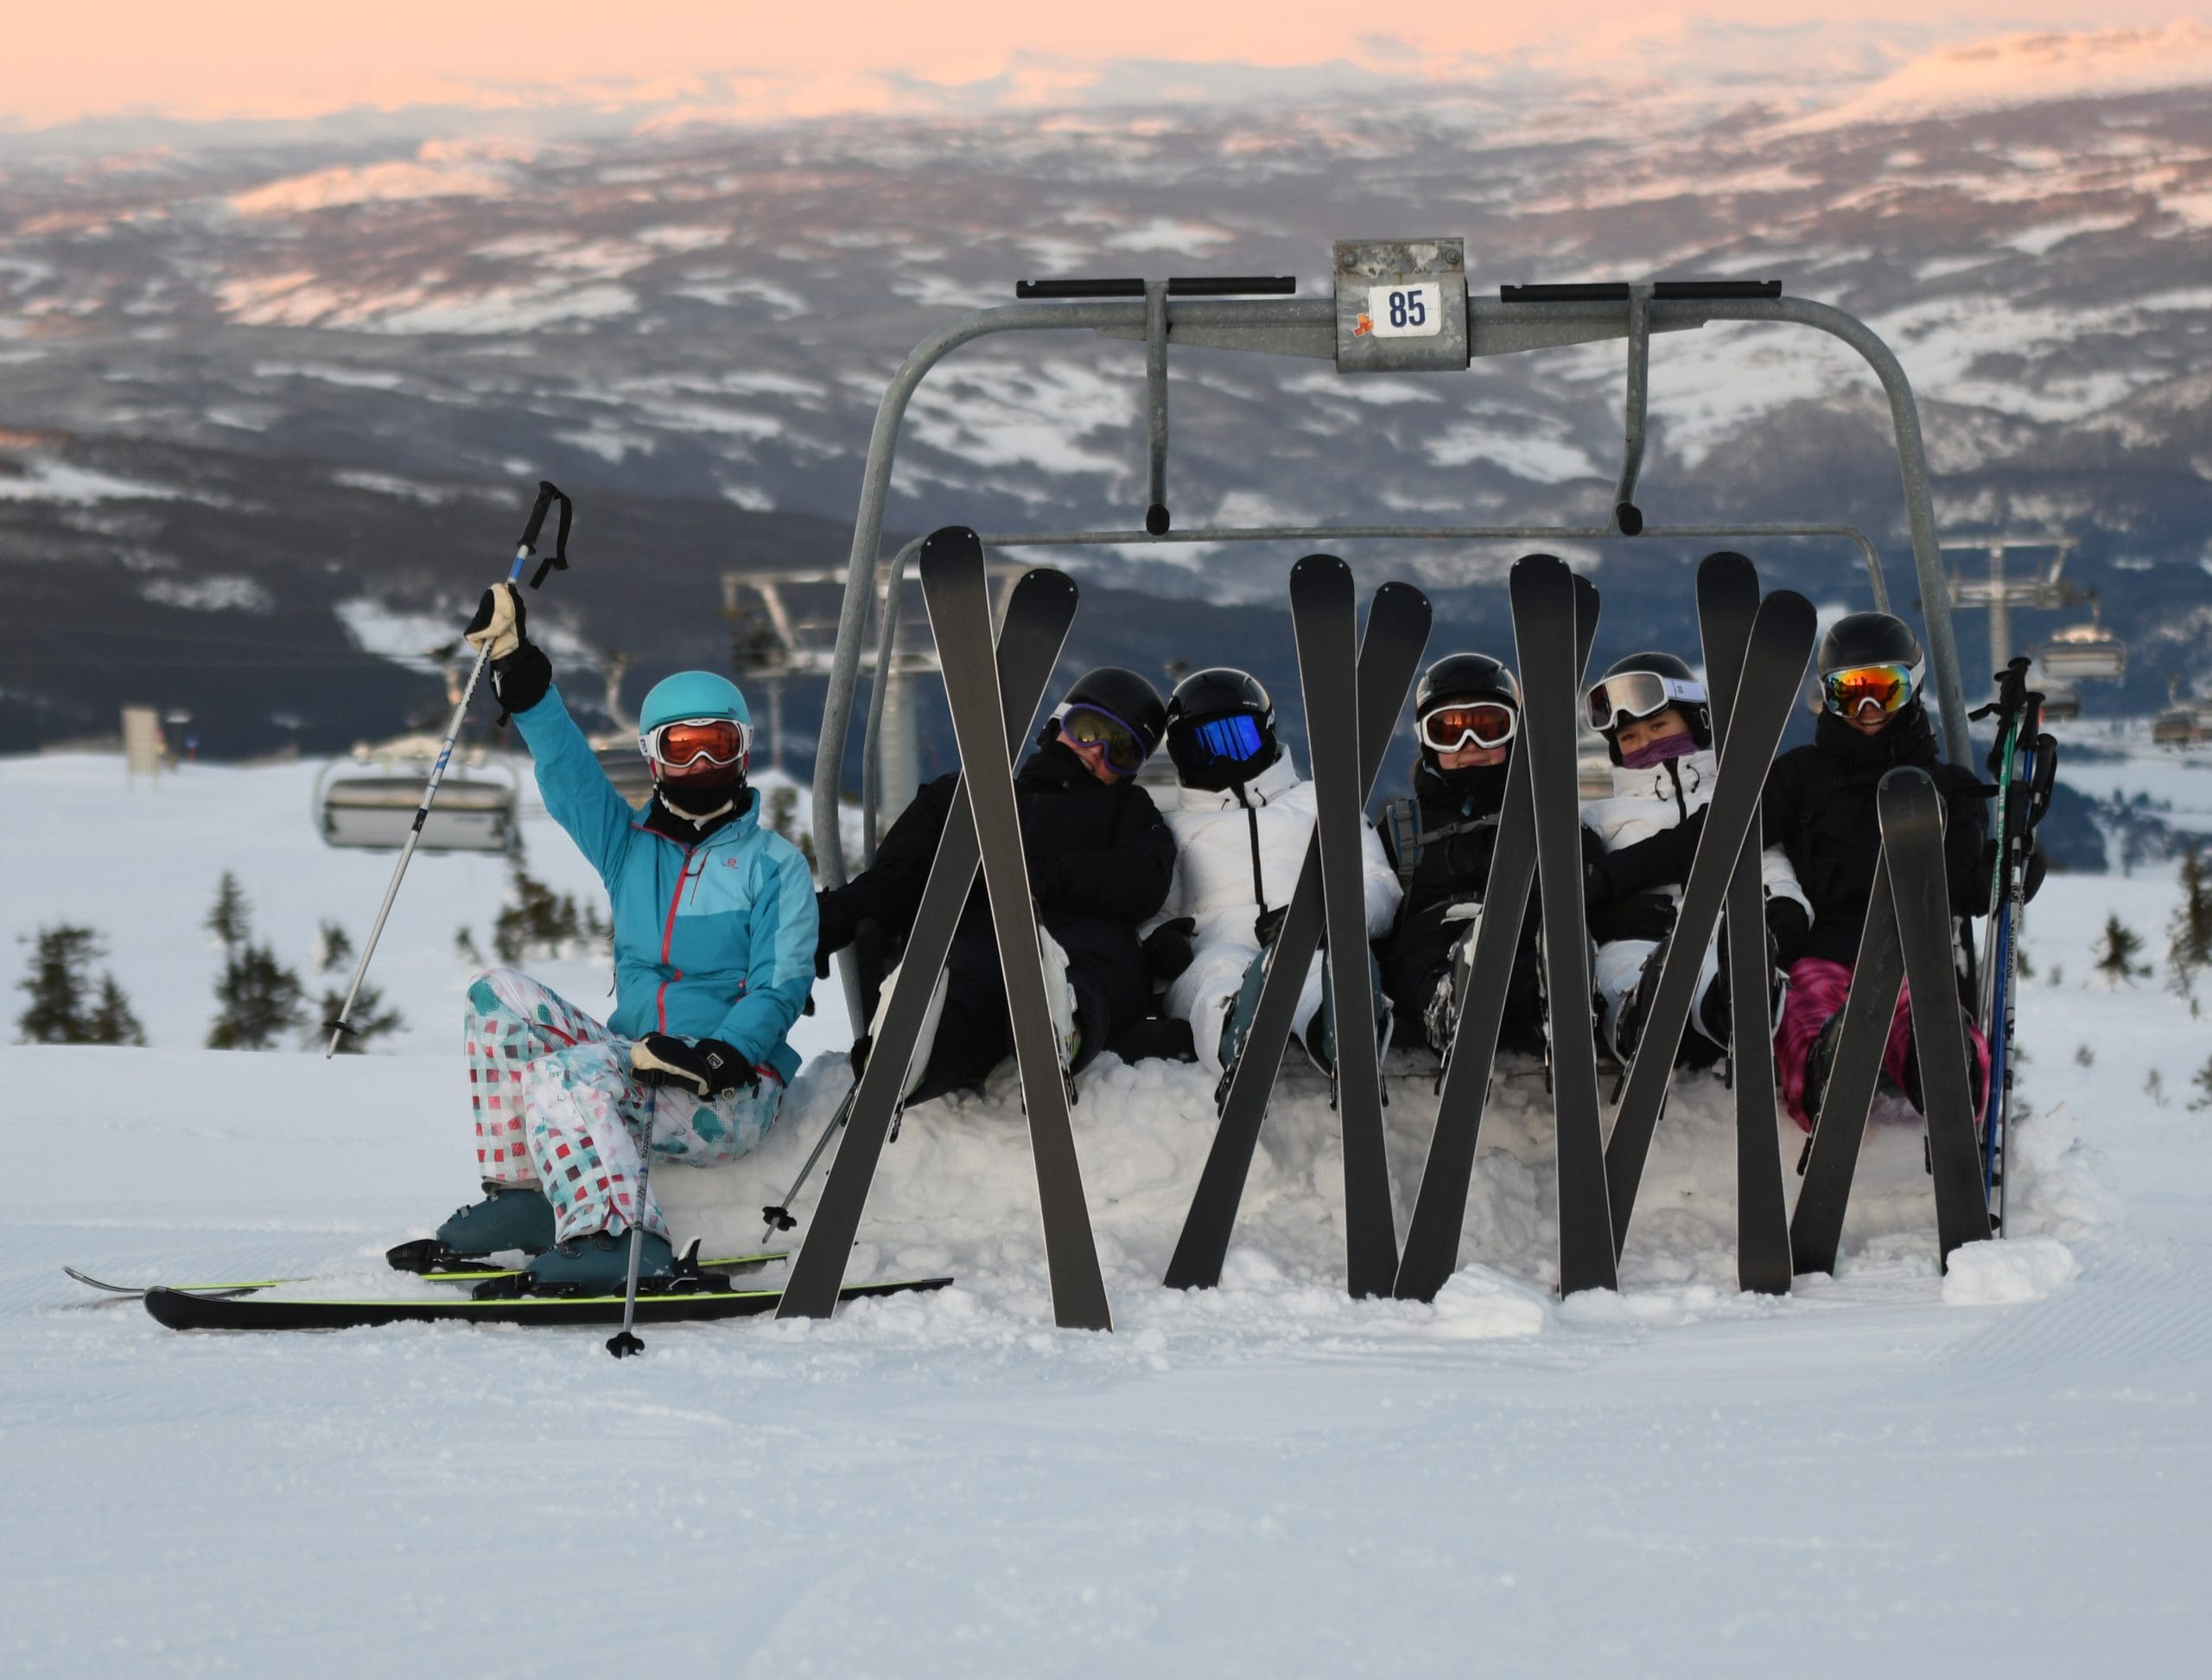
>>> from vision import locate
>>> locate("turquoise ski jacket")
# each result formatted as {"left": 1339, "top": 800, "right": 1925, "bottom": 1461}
{"left": 512, "top": 685, "right": 816, "bottom": 1084}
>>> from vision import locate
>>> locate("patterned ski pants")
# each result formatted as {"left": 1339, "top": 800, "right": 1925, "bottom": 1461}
{"left": 1774, "top": 956, "right": 1991, "bottom": 1131}
{"left": 465, "top": 969, "right": 781, "bottom": 1243}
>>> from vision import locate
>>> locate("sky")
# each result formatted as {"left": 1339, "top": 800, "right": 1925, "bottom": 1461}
{"left": 5, "top": 2, "right": 2201, "bottom": 131}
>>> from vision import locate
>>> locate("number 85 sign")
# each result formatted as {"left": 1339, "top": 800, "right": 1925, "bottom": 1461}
{"left": 1357, "top": 282, "right": 1442, "bottom": 339}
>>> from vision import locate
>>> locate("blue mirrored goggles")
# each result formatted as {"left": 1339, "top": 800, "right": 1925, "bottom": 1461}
{"left": 1169, "top": 711, "right": 1269, "bottom": 776}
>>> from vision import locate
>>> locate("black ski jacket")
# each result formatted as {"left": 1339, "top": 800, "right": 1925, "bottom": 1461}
{"left": 817, "top": 738, "right": 1176, "bottom": 980}
{"left": 1382, "top": 759, "right": 1605, "bottom": 1023}
{"left": 1762, "top": 705, "right": 1988, "bottom": 965}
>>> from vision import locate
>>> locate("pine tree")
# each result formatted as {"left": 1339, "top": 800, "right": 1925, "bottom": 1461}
{"left": 2094, "top": 914, "right": 2148, "bottom": 987}
{"left": 2190, "top": 1055, "right": 2212, "bottom": 1114}
{"left": 17, "top": 926, "right": 148, "bottom": 1045}
{"left": 206, "top": 872, "right": 251, "bottom": 951}
{"left": 208, "top": 941, "right": 306, "bottom": 1050}
{"left": 16, "top": 926, "right": 99, "bottom": 1043}
{"left": 86, "top": 975, "right": 147, "bottom": 1047}
{"left": 315, "top": 983, "right": 402, "bottom": 1053}
{"left": 317, "top": 920, "right": 355, "bottom": 976}
{"left": 2169, "top": 850, "right": 2212, "bottom": 1000}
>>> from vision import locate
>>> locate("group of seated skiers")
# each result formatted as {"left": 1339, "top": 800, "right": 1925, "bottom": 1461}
{"left": 418, "top": 579, "right": 2032, "bottom": 1285}
{"left": 817, "top": 608, "right": 2009, "bottom": 1136}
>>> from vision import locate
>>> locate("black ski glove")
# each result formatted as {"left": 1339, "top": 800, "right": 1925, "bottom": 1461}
{"left": 463, "top": 584, "right": 551, "bottom": 716}
{"left": 1142, "top": 917, "right": 1198, "bottom": 981}
{"left": 1254, "top": 904, "right": 1287, "bottom": 949}
{"left": 630, "top": 1034, "right": 758, "bottom": 1099}
{"left": 812, "top": 892, "right": 856, "bottom": 977}
{"left": 1764, "top": 895, "right": 1811, "bottom": 969}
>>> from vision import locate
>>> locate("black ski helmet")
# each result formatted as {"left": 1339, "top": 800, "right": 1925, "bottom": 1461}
{"left": 1049, "top": 665, "right": 1167, "bottom": 767}
{"left": 1164, "top": 666, "right": 1281, "bottom": 790}
{"left": 1415, "top": 652, "right": 1521, "bottom": 721}
{"left": 1588, "top": 650, "right": 1712, "bottom": 764}
{"left": 1414, "top": 652, "right": 1522, "bottom": 790}
{"left": 1818, "top": 612, "right": 1925, "bottom": 678}
{"left": 1816, "top": 611, "right": 1928, "bottom": 723}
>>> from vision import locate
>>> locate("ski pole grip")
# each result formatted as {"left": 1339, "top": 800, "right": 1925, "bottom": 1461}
{"left": 518, "top": 480, "right": 574, "bottom": 590}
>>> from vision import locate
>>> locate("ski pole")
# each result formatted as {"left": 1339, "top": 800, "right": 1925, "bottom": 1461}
{"left": 324, "top": 481, "right": 573, "bottom": 1056}
{"left": 760, "top": 1082, "right": 855, "bottom": 1244}
{"left": 607, "top": 1084, "right": 657, "bottom": 1359}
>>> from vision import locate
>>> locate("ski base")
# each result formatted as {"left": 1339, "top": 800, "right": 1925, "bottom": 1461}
{"left": 143, "top": 1276, "right": 950, "bottom": 1332}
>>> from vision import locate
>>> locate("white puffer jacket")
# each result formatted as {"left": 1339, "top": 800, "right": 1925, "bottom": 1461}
{"left": 1580, "top": 746, "right": 1808, "bottom": 917}
{"left": 1154, "top": 751, "right": 1400, "bottom": 947}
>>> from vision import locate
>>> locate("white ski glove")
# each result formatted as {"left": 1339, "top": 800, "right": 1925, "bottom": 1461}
{"left": 463, "top": 582, "right": 526, "bottom": 661}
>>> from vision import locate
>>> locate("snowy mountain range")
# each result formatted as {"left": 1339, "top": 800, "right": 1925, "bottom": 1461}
{"left": 0, "top": 29, "right": 2208, "bottom": 759}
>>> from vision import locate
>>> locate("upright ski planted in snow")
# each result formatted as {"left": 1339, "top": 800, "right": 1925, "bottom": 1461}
{"left": 1395, "top": 572, "right": 1597, "bottom": 1303}
{"left": 1695, "top": 552, "right": 1792, "bottom": 1296}
{"left": 1604, "top": 588, "right": 1816, "bottom": 1265}
{"left": 779, "top": 562, "right": 1078, "bottom": 1323}
{"left": 1290, "top": 554, "right": 1399, "bottom": 1298}
{"left": 918, "top": 527, "right": 1112, "bottom": 1332}
{"left": 1789, "top": 854, "right": 1907, "bottom": 1277}
{"left": 1878, "top": 767, "right": 1993, "bottom": 1266}
{"left": 1164, "top": 580, "right": 1429, "bottom": 1292}
{"left": 1512, "top": 554, "right": 1616, "bottom": 1295}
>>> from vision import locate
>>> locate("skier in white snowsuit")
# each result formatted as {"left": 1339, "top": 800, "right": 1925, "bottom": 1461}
{"left": 1148, "top": 669, "right": 1398, "bottom": 1074}
{"left": 1580, "top": 652, "right": 1810, "bottom": 1064}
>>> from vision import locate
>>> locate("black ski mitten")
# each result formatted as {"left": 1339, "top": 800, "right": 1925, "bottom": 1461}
{"left": 463, "top": 583, "right": 550, "bottom": 716}
{"left": 630, "top": 1034, "right": 758, "bottom": 1099}
{"left": 1764, "top": 895, "right": 1811, "bottom": 968}
{"left": 1142, "top": 917, "right": 1198, "bottom": 981}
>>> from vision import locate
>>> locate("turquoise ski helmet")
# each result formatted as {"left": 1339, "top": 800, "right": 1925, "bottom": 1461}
{"left": 638, "top": 671, "right": 753, "bottom": 790}
{"left": 639, "top": 671, "right": 752, "bottom": 735}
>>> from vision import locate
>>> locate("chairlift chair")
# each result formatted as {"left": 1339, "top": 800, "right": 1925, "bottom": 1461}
{"left": 315, "top": 739, "right": 520, "bottom": 853}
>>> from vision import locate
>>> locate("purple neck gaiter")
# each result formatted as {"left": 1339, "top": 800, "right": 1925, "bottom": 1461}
{"left": 1620, "top": 732, "right": 1699, "bottom": 771}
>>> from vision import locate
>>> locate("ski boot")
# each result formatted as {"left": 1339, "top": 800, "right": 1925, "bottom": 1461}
{"left": 522, "top": 1226, "right": 675, "bottom": 1293}
{"left": 387, "top": 1183, "right": 556, "bottom": 1272}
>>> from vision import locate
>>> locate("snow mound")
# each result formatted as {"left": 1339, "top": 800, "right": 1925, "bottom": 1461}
{"left": 1943, "top": 1236, "right": 2082, "bottom": 1306}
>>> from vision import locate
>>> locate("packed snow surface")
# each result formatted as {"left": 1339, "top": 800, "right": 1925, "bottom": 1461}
{"left": 4, "top": 751, "right": 2210, "bottom": 1673}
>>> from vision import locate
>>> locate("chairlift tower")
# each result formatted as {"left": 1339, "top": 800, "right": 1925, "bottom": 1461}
{"left": 1942, "top": 536, "right": 2079, "bottom": 697}
{"left": 812, "top": 240, "right": 1980, "bottom": 1023}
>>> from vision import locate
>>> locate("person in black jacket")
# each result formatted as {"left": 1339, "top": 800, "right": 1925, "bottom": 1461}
{"left": 1763, "top": 613, "right": 1998, "bottom": 1127}
{"left": 816, "top": 666, "right": 1176, "bottom": 1103}
{"left": 1383, "top": 654, "right": 1613, "bottom": 1059}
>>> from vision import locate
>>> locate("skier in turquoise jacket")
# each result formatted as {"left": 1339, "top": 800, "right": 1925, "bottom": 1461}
{"left": 419, "top": 582, "right": 817, "bottom": 1286}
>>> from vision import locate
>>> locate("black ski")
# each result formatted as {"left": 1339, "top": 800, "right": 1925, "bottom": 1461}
{"left": 1878, "top": 767, "right": 1993, "bottom": 1266}
{"left": 1290, "top": 554, "right": 1399, "bottom": 1297}
{"left": 67, "top": 1252, "right": 785, "bottom": 1301}
{"left": 1604, "top": 588, "right": 1816, "bottom": 1263}
{"left": 1696, "top": 552, "right": 1792, "bottom": 1296}
{"left": 1395, "top": 572, "right": 1597, "bottom": 1303}
{"left": 918, "top": 527, "right": 1111, "bottom": 1332}
{"left": 1512, "top": 554, "right": 1617, "bottom": 1295}
{"left": 1789, "top": 854, "right": 1907, "bottom": 1276}
{"left": 145, "top": 1276, "right": 950, "bottom": 1332}
{"left": 1164, "top": 580, "right": 1430, "bottom": 1292}
{"left": 779, "top": 563, "right": 1078, "bottom": 1322}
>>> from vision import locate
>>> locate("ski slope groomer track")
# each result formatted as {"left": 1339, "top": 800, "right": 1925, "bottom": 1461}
{"left": 5, "top": 756, "right": 2211, "bottom": 1674}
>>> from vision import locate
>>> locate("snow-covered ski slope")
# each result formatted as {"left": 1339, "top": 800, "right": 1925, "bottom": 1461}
{"left": 4, "top": 749, "right": 2210, "bottom": 1674}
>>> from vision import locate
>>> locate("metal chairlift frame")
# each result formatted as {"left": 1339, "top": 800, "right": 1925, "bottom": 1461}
{"left": 811, "top": 258, "right": 1974, "bottom": 1021}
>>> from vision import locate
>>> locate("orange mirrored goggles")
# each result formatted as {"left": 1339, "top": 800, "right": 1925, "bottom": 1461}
{"left": 1418, "top": 702, "right": 1518, "bottom": 752}
{"left": 641, "top": 716, "right": 750, "bottom": 769}
{"left": 1820, "top": 662, "right": 1919, "bottom": 718}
